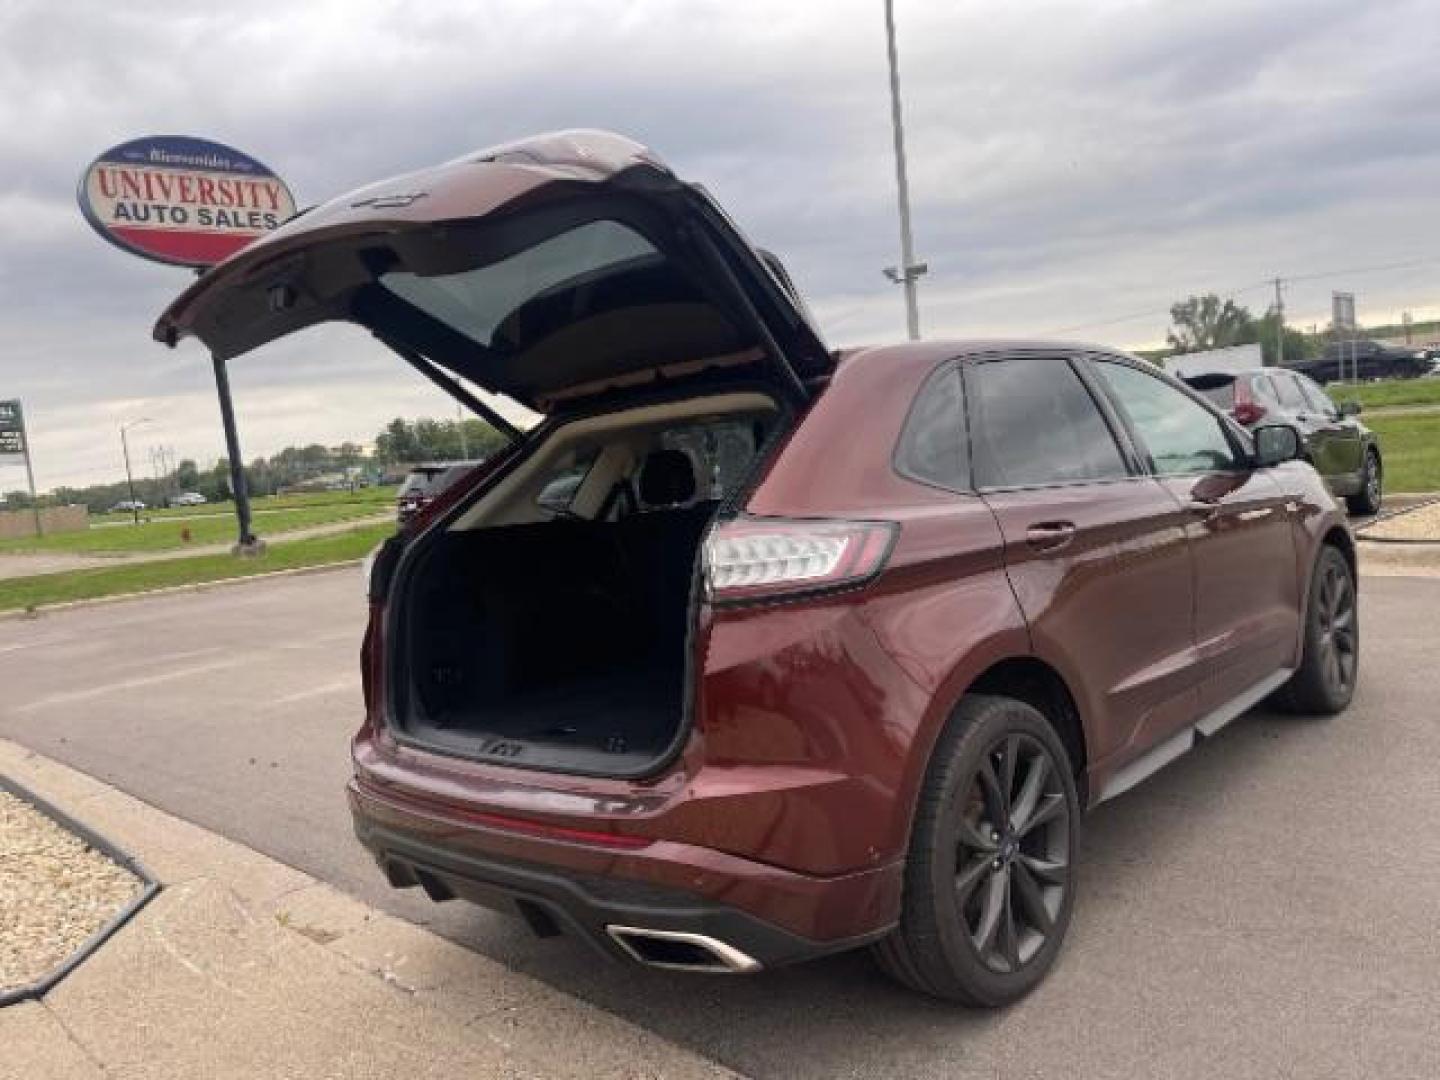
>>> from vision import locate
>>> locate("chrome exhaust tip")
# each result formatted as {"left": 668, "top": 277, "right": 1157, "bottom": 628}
{"left": 605, "top": 925, "right": 762, "bottom": 974}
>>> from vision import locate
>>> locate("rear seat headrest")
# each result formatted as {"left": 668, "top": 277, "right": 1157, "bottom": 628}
{"left": 638, "top": 448, "right": 697, "bottom": 507}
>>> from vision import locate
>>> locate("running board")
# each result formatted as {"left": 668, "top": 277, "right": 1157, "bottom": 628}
{"left": 1096, "top": 668, "right": 1294, "bottom": 804}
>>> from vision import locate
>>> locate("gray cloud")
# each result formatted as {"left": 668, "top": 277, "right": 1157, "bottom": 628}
{"left": 2, "top": 0, "right": 1439, "bottom": 488}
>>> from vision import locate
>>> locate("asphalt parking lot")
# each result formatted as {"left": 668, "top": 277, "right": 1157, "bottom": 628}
{"left": 1, "top": 568, "right": 1436, "bottom": 1079}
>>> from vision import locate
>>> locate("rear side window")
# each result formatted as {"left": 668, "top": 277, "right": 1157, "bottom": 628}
{"left": 536, "top": 448, "right": 600, "bottom": 514}
{"left": 966, "top": 357, "right": 1128, "bottom": 488}
{"left": 1251, "top": 374, "right": 1282, "bottom": 406}
{"left": 1296, "top": 376, "right": 1337, "bottom": 416}
{"left": 1271, "top": 372, "right": 1309, "bottom": 411}
{"left": 895, "top": 367, "right": 968, "bottom": 489}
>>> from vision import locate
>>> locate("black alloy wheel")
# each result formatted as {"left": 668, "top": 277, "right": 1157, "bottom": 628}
{"left": 1313, "top": 555, "right": 1358, "bottom": 700}
{"left": 873, "top": 694, "right": 1079, "bottom": 1005}
{"left": 1273, "top": 544, "right": 1359, "bottom": 715}
{"left": 956, "top": 733, "right": 1070, "bottom": 973}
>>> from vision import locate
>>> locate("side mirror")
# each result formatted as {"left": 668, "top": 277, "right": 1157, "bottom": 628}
{"left": 1338, "top": 400, "right": 1362, "bottom": 417}
{"left": 1254, "top": 424, "right": 1302, "bottom": 468}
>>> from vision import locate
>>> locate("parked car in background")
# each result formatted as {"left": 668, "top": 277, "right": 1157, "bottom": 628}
{"left": 157, "top": 129, "right": 1360, "bottom": 1006}
{"left": 166, "top": 491, "right": 207, "bottom": 507}
{"left": 1182, "top": 367, "right": 1382, "bottom": 514}
{"left": 1293, "top": 340, "right": 1431, "bottom": 384}
{"left": 108, "top": 499, "right": 145, "bottom": 513}
{"left": 396, "top": 463, "right": 477, "bottom": 526}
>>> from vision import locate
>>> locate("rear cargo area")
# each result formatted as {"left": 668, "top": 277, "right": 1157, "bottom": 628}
{"left": 392, "top": 397, "right": 777, "bottom": 776}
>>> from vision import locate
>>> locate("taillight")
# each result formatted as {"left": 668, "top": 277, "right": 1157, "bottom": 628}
{"left": 703, "top": 517, "right": 896, "bottom": 604}
{"left": 1231, "top": 380, "right": 1267, "bottom": 426}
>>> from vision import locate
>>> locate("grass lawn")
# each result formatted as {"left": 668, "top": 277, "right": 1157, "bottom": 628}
{"left": 136, "top": 485, "right": 397, "bottom": 521}
{"left": 0, "top": 523, "right": 392, "bottom": 612}
{"left": 1366, "top": 412, "right": 1440, "bottom": 493}
{"left": 1330, "top": 379, "right": 1440, "bottom": 411}
{"left": 10, "top": 496, "right": 393, "bottom": 555}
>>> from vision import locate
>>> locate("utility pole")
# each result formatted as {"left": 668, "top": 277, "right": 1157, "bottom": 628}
{"left": 882, "top": 0, "right": 926, "bottom": 340}
{"left": 1271, "top": 277, "right": 1285, "bottom": 367}
{"left": 119, "top": 418, "right": 151, "bottom": 526}
{"left": 457, "top": 401, "right": 469, "bottom": 460}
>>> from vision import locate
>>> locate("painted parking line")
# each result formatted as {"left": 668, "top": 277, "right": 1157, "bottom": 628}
{"left": 268, "top": 675, "right": 362, "bottom": 708}
{"left": 11, "top": 655, "right": 252, "bottom": 714}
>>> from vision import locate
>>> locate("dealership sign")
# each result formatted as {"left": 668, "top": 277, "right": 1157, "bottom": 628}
{"left": 78, "top": 136, "right": 296, "bottom": 268}
{"left": 0, "top": 400, "right": 26, "bottom": 458}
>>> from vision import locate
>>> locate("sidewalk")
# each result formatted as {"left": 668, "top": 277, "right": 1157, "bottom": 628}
{"left": 0, "top": 739, "right": 737, "bottom": 1080}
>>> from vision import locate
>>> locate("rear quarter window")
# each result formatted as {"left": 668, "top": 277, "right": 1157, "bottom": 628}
{"left": 895, "top": 367, "right": 969, "bottom": 490}
{"left": 1190, "top": 380, "right": 1236, "bottom": 409}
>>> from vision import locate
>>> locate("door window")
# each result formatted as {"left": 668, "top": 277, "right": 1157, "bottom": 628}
{"left": 966, "top": 357, "right": 1128, "bottom": 488}
{"left": 1092, "top": 360, "right": 1239, "bottom": 474}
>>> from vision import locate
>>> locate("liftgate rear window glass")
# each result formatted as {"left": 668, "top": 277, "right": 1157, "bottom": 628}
{"left": 379, "top": 220, "right": 660, "bottom": 349}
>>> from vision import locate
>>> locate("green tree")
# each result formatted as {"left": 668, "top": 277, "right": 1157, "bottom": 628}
{"left": 374, "top": 416, "right": 507, "bottom": 464}
{"left": 1253, "top": 310, "right": 1315, "bottom": 367}
{"left": 175, "top": 459, "right": 201, "bottom": 491}
{"left": 375, "top": 417, "right": 422, "bottom": 464}
{"left": 1166, "top": 294, "right": 1257, "bottom": 353}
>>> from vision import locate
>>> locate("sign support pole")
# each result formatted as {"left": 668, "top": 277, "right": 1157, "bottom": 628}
{"left": 210, "top": 352, "right": 257, "bottom": 552}
{"left": 18, "top": 403, "right": 41, "bottom": 537}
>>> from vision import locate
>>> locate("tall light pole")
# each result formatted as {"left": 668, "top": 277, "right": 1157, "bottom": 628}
{"left": 883, "top": 0, "right": 926, "bottom": 340}
{"left": 119, "top": 418, "right": 152, "bottom": 526}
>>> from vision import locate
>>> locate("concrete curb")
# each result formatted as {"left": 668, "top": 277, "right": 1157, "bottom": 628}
{"left": 0, "top": 775, "right": 160, "bottom": 1007}
{"left": 0, "top": 739, "right": 739, "bottom": 1079}
{"left": 0, "top": 558, "right": 363, "bottom": 621}
{"left": 1354, "top": 495, "right": 1440, "bottom": 545}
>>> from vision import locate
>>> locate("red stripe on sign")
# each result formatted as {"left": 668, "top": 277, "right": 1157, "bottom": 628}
{"left": 109, "top": 226, "right": 261, "bottom": 266}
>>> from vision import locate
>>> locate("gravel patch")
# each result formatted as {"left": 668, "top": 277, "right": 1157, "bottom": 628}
{"left": 1359, "top": 500, "right": 1440, "bottom": 541}
{"left": 0, "top": 789, "right": 141, "bottom": 995}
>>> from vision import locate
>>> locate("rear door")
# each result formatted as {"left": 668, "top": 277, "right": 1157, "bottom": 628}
{"left": 1296, "top": 374, "right": 1365, "bottom": 484}
{"left": 1270, "top": 370, "right": 1338, "bottom": 475}
{"left": 154, "top": 130, "right": 831, "bottom": 412}
{"left": 1086, "top": 357, "right": 1300, "bottom": 716}
{"left": 965, "top": 353, "right": 1200, "bottom": 774}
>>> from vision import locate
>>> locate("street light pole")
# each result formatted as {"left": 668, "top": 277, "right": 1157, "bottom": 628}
{"left": 118, "top": 418, "right": 151, "bottom": 526}
{"left": 883, "top": 0, "right": 925, "bottom": 340}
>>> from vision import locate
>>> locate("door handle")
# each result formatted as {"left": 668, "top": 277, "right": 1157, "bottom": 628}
{"left": 1025, "top": 521, "right": 1077, "bottom": 551}
{"left": 1187, "top": 500, "right": 1220, "bottom": 519}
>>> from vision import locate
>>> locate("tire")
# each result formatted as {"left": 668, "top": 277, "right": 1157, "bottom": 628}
{"left": 1346, "top": 449, "right": 1382, "bottom": 516}
{"left": 1273, "top": 545, "right": 1358, "bottom": 715}
{"left": 872, "top": 694, "right": 1079, "bottom": 1005}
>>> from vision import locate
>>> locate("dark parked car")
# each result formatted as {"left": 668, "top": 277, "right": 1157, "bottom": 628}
{"left": 396, "top": 463, "right": 475, "bottom": 526}
{"left": 1182, "top": 367, "right": 1382, "bottom": 515}
{"left": 1293, "top": 340, "right": 1430, "bottom": 383}
{"left": 155, "top": 131, "right": 1358, "bottom": 1005}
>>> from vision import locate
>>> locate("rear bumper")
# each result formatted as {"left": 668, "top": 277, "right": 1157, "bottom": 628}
{"left": 348, "top": 777, "right": 899, "bottom": 970}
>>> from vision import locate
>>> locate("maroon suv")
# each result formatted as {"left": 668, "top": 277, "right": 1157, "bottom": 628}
{"left": 155, "top": 131, "right": 1357, "bottom": 1004}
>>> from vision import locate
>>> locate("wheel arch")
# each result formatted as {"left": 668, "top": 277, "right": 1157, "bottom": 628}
{"left": 1323, "top": 523, "right": 1356, "bottom": 578}
{"left": 959, "top": 656, "right": 1089, "bottom": 806}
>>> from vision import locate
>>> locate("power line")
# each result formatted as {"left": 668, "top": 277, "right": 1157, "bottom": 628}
{"left": 1041, "top": 256, "right": 1440, "bottom": 337}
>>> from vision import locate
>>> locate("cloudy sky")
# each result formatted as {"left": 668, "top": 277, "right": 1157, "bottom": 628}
{"left": 4, "top": 0, "right": 1440, "bottom": 490}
